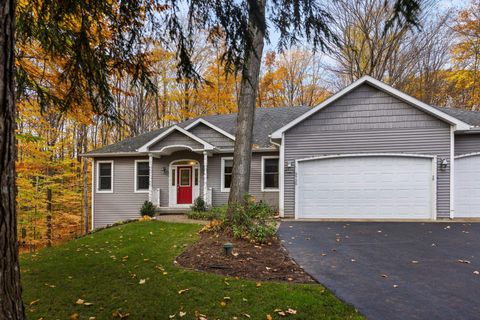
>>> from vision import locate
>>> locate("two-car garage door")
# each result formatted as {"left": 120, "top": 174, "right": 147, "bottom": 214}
{"left": 296, "top": 155, "right": 435, "bottom": 219}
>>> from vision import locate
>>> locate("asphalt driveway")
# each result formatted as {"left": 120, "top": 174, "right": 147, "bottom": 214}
{"left": 278, "top": 222, "right": 480, "bottom": 320}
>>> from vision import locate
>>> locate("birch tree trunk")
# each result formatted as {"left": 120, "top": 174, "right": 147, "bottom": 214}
{"left": 0, "top": 0, "right": 26, "bottom": 318}
{"left": 227, "top": 0, "right": 265, "bottom": 210}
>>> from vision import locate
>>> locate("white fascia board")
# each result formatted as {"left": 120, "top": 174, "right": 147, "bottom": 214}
{"left": 184, "top": 118, "right": 236, "bottom": 141}
{"left": 271, "top": 75, "right": 470, "bottom": 138}
{"left": 137, "top": 125, "right": 215, "bottom": 152}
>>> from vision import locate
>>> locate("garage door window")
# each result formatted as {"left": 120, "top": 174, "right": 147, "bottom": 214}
{"left": 262, "top": 157, "right": 279, "bottom": 191}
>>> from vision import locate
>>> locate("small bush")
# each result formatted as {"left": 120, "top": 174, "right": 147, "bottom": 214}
{"left": 191, "top": 196, "right": 207, "bottom": 212}
{"left": 187, "top": 205, "right": 227, "bottom": 221}
{"left": 139, "top": 201, "right": 156, "bottom": 217}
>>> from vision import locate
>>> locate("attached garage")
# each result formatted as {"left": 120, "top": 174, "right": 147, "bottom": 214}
{"left": 454, "top": 153, "right": 480, "bottom": 217}
{"left": 296, "top": 154, "right": 436, "bottom": 219}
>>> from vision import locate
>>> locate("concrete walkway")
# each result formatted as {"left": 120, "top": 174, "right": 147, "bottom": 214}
{"left": 155, "top": 215, "right": 208, "bottom": 225}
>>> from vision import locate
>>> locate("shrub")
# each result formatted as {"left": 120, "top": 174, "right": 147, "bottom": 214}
{"left": 187, "top": 205, "right": 227, "bottom": 221}
{"left": 139, "top": 201, "right": 156, "bottom": 217}
{"left": 191, "top": 196, "right": 207, "bottom": 212}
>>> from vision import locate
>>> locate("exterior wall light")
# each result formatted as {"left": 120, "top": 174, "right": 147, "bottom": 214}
{"left": 440, "top": 158, "right": 448, "bottom": 171}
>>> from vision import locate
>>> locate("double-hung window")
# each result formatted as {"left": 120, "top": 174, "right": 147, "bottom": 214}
{"left": 262, "top": 156, "right": 279, "bottom": 191}
{"left": 97, "top": 161, "right": 113, "bottom": 193}
{"left": 135, "top": 160, "right": 150, "bottom": 192}
{"left": 221, "top": 157, "right": 233, "bottom": 192}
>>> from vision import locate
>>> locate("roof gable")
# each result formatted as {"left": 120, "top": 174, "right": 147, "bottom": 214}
{"left": 271, "top": 76, "right": 471, "bottom": 139}
{"left": 137, "top": 125, "right": 214, "bottom": 153}
{"left": 185, "top": 118, "right": 236, "bottom": 141}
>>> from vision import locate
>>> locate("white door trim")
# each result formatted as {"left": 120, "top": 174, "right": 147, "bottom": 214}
{"left": 294, "top": 153, "right": 437, "bottom": 220}
{"left": 168, "top": 159, "right": 200, "bottom": 207}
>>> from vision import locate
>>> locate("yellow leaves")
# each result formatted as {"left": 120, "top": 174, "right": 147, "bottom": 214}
{"left": 178, "top": 288, "right": 190, "bottom": 294}
{"left": 29, "top": 299, "right": 40, "bottom": 306}
{"left": 69, "top": 312, "right": 79, "bottom": 320}
{"left": 75, "top": 298, "right": 94, "bottom": 306}
{"left": 112, "top": 309, "right": 130, "bottom": 319}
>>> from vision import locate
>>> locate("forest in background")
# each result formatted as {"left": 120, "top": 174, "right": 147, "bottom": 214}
{"left": 15, "top": 0, "right": 479, "bottom": 250}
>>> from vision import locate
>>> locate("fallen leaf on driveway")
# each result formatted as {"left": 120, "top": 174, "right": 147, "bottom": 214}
{"left": 474, "top": 271, "right": 479, "bottom": 275}
{"left": 411, "top": 260, "right": 419, "bottom": 264}
{"left": 458, "top": 259, "right": 471, "bottom": 264}
{"left": 381, "top": 274, "right": 388, "bottom": 278}
{"left": 393, "top": 285, "right": 398, "bottom": 288}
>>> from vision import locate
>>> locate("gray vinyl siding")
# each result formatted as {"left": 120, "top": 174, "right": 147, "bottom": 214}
{"left": 455, "top": 134, "right": 480, "bottom": 156}
{"left": 283, "top": 83, "right": 452, "bottom": 218}
{"left": 207, "top": 152, "right": 279, "bottom": 209}
{"left": 93, "top": 157, "right": 149, "bottom": 228}
{"left": 149, "top": 131, "right": 203, "bottom": 151}
{"left": 188, "top": 123, "right": 234, "bottom": 148}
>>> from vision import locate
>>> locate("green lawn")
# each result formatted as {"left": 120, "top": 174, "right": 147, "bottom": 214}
{"left": 21, "top": 221, "right": 363, "bottom": 319}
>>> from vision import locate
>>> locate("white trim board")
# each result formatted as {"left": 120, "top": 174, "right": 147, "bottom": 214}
{"left": 294, "top": 153, "right": 438, "bottom": 220}
{"left": 91, "top": 158, "right": 95, "bottom": 230}
{"left": 137, "top": 125, "right": 215, "bottom": 152}
{"left": 454, "top": 152, "right": 480, "bottom": 159}
{"left": 220, "top": 157, "right": 233, "bottom": 192}
{"left": 271, "top": 75, "right": 471, "bottom": 139}
{"left": 184, "top": 118, "right": 236, "bottom": 141}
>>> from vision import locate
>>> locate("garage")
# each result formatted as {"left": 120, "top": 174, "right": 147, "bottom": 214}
{"left": 454, "top": 153, "right": 480, "bottom": 217}
{"left": 296, "top": 154, "right": 436, "bottom": 219}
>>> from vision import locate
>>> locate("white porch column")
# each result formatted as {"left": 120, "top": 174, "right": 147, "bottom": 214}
{"left": 203, "top": 151, "right": 208, "bottom": 201}
{"left": 148, "top": 154, "right": 153, "bottom": 202}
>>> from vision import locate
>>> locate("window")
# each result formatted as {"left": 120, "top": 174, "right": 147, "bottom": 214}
{"left": 179, "top": 168, "right": 191, "bottom": 186}
{"left": 262, "top": 157, "right": 279, "bottom": 191}
{"left": 221, "top": 158, "right": 233, "bottom": 192}
{"left": 171, "top": 168, "right": 176, "bottom": 186}
{"left": 97, "top": 161, "right": 113, "bottom": 192}
{"left": 194, "top": 168, "right": 199, "bottom": 186}
{"left": 135, "top": 160, "right": 149, "bottom": 192}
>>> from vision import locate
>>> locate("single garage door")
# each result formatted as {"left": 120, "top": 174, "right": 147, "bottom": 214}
{"left": 454, "top": 153, "right": 480, "bottom": 217}
{"left": 296, "top": 155, "right": 435, "bottom": 219}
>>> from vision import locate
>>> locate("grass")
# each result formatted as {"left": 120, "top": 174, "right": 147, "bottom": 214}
{"left": 21, "top": 221, "right": 363, "bottom": 319}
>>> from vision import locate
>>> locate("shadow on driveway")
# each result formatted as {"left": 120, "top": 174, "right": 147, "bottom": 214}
{"left": 278, "top": 222, "right": 480, "bottom": 320}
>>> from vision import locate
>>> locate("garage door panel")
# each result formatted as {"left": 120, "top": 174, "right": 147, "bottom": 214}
{"left": 454, "top": 154, "right": 480, "bottom": 217}
{"left": 297, "top": 156, "right": 434, "bottom": 219}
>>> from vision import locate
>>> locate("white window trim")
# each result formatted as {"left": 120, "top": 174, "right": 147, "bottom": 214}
{"left": 261, "top": 156, "right": 280, "bottom": 192}
{"left": 221, "top": 157, "right": 233, "bottom": 192}
{"left": 134, "top": 159, "right": 150, "bottom": 193}
{"left": 96, "top": 160, "right": 114, "bottom": 193}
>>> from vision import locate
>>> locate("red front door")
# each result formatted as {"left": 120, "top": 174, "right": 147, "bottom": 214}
{"left": 177, "top": 166, "right": 192, "bottom": 204}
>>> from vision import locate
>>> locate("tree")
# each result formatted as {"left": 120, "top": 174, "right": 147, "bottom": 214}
{"left": 0, "top": 0, "right": 24, "bottom": 317}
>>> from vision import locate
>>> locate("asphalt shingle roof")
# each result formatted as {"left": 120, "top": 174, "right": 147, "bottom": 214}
{"left": 86, "top": 106, "right": 311, "bottom": 155}
{"left": 435, "top": 107, "right": 480, "bottom": 128}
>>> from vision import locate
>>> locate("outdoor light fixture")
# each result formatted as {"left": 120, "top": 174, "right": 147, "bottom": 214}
{"left": 162, "top": 167, "right": 168, "bottom": 174}
{"left": 223, "top": 242, "right": 233, "bottom": 256}
{"left": 440, "top": 158, "right": 448, "bottom": 171}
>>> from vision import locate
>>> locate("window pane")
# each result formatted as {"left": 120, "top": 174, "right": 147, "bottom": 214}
{"left": 194, "top": 168, "right": 199, "bottom": 186}
{"left": 99, "top": 163, "right": 111, "bottom": 176}
{"left": 171, "top": 169, "right": 175, "bottom": 186}
{"left": 264, "top": 159, "right": 278, "bottom": 173}
{"left": 180, "top": 169, "right": 190, "bottom": 186}
{"left": 224, "top": 174, "right": 232, "bottom": 189}
{"left": 224, "top": 160, "right": 233, "bottom": 174}
{"left": 264, "top": 173, "right": 278, "bottom": 189}
{"left": 137, "top": 162, "right": 149, "bottom": 176}
{"left": 137, "top": 176, "right": 149, "bottom": 190}
{"left": 100, "top": 176, "right": 111, "bottom": 190}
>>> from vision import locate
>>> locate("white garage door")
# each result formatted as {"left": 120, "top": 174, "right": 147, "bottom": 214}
{"left": 454, "top": 153, "right": 480, "bottom": 217}
{"left": 296, "top": 155, "right": 435, "bottom": 219}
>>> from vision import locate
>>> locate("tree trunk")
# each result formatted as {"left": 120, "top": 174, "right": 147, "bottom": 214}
{"left": 0, "top": 0, "right": 25, "bottom": 318}
{"left": 82, "top": 125, "right": 89, "bottom": 234}
{"left": 227, "top": 0, "right": 265, "bottom": 212}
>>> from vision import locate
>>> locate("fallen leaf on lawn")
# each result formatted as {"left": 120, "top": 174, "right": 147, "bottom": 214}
{"left": 223, "top": 297, "right": 231, "bottom": 301}
{"left": 220, "top": 301, "right": 227, "bottom": 307}
{"left": 286, "top": 308, "right": 297, "bottom": 315}
{"left": 112, "top": 309, "right": 130, "bottom": 319}
{"left": 179, "top": 311, "right": 187, "bottom": 317}
{"left": 256, "top": 282, "right": 262, "bottom": 287}
{"left": 242, "top": 298, "right": 248, "bottom": 302}
{"left": 139, "top": 279, "right": 146, "bottom": 285}
{"left": 88, "top": 317, "right": 96, "bottom": 320}
{"left": 169, "top": 314, "right": 176, "bottom": 319}
{"left": 195, "top": 311, "right": 207, "bottom": 320}
{"left": 83, "top": 302, "right": 94, "bottom": 306}
{"left": 29, "top": 299, "right": 40, "bottom": 306}
{"left": 75, "top": 299, "right": 85, "bottom": 305}
{"left": 458, "top": 259, "right": 471, "bottom": 264}
{"left": 242, "top": 314, "right": 251, "bottom": 318}
{"left": 278, "top": 311, "right": 286, "bottom": 316}
{"left": 266, "top": 315, "right": 273, "bottom": 320}
{"left": 178, "top": 288, "right": 190, "bottom": 294}
{"left": 69, "top": 313, "right": 79, "bottom": 320}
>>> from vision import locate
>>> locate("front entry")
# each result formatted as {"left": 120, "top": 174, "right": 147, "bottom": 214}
{"left": 177, "top": 166, "right": 192, "bottom": 204}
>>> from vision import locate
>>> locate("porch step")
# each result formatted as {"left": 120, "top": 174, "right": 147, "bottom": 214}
{"left": 155, "top": 207, "right": 190, "bottom": 215}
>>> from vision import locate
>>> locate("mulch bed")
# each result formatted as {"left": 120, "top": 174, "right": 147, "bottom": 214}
{"left": 176, "top": 231, "right": 316, "bottom": 283}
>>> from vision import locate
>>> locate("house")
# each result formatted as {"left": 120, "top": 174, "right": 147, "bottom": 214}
{"left": 84, "top": 76, "right": 480, "bottom": 228}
